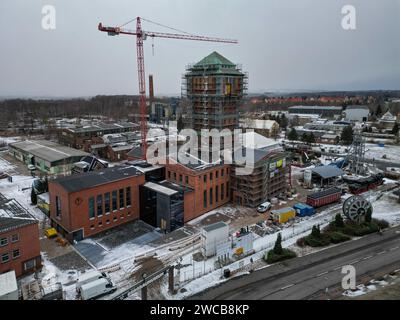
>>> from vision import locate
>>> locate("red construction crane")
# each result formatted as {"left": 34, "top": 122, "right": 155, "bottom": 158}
{"left": 98, "top": 17, "right": 238, "bottom": 160}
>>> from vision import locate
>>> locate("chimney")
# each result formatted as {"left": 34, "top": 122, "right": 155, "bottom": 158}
{"left": 149, "top": 74, "right": 154, "bottom": 101}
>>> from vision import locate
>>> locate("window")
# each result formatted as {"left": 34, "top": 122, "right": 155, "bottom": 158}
{"left": 106, "top": 219, "right": 110, "bottom": 225}
{"left": 210, "top": 172, "right": 213, "bottom": 181}
{"left": 11, "top": 234, "right": 19, "bottom": 243}
{"left": 226, "top": 182, "right": 229, "bottom": 197}
{"left": 119, "top": 188, "right": 124, "bottom": 209}
{"left": 203, "top": 190, "right": 207, "bottom": 208}
{"left": 97, "top": 194, "right": 103, "bottom": 216}
{"left": 179, "top": 175, "right": 183, "bottom": 183}
{"left": 173, "top": 172, "right": 176, "bottom": 180}
{"left": 113, "top": 216, "right": 117, "bottom": 222}
{"left": 185, "top": 176, "right": 189, "bottom": 184}
{"left": 12, "top": 249, "right": 20, "bottom": 259}
{"left": 24, "top": 259, "right": 36, "bottom": 271}
{"left": 55, "top": 196, "right": 61, "bottom": 217}
{"left": 204, "top": 175, "right": 207, "bottom": 183}
{"left": 90, "top": 225, "right": 95, "bottom": 230}
{"left": 168, "top": 171, "right": 171, "bottom": 179}
{"left": 120, "top": 213, "right": 124, "bottom": 219}
{"left": 0, "top": 237, "right": 8, "bottom": 247}
{"left": 216, "top": 186, "right": 219, "bottom": 202}
{"left": 126, "top": 187, "right": 132, "bottom": 207}
{"left": 221, "top": 184, "right": 224, "bottom": 200}
{"left": 210, "top": 188, "right": 213, "bottom": 205}
{"left": 216, "top": 171, "right": 219, "bottom": 179}
{"left": 104, "top": 193, "right": 110, "bottom": 214}
{"left": 112, "top": 190, "right": 118, "bottom": 211}
{"left": 98, "top": 221, "right": 103, "bottom": 227}
{"left": 88, "top": 197, "right": 95, "bottom": 219}
{"left": 226, "top": 167, "right": 229, "bottom": 175}
{"left": 221, "top": 169, "right": 224, "bottom": 177}
{"left": 1, "top": 253, "right": 9, "bottom": 263}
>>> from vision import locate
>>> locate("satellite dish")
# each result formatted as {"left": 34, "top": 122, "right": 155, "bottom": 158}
{"left": 342, "top": 195, "right": 372, "bottom": 222}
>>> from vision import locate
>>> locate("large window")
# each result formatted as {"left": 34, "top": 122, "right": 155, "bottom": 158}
{"left": 1, "top": 253, "right": 9, "bottom": 264}
{"left": 96, "top": 195, "right": 103, "bottom": 216}
{"left": 104, "top": 193, "right": 110, "bottom": 214}
{"left": 12, "top": 249, "right": 20, "bottom": 259}
{"left": 221, "top": 169, "right": 224, "bottom": 177}
{"left": 210, "top": 188, "right": 213, "bottom": 205}
{"left": 119, "top": 188, "right": 124, "bottom": 209}
{"left": 126, "top": 187, "right": 131, "bottom": 207}
{"left": 23, "top": 259, "right": 36, "bottom": 271}
{"left": 216, "top": 171, "right": 219, "bottom": 179}
{"left": 0, "top": 237, "right": 8, "bottom": 247}
{"left": 55, "top": 196, "right": 61, "bottom": 217}
{"left": 221, "top": 184, "right": 224, "bottom": 201}
{"left": 203, "top": 190, "right": 207, "bottom": 208}
{"left": 11, "top": 234, "right": 19, "bottom": 243}
{"left": 203, "top": 175, "right": 207, "bottom": 183}
{"left": 185, "top": 176, "right": 189, "bottom": 184}
{"left": 112, "top": 190, "right": 118, "bottom": 211}
{"left": 216, "top": 186, "right": 219, "bottom": 203}
{"left": 226, "top": 182, "right": 229, "bottom": 197}
{"left": 88, "top": 197, "right": 95, "bottom": 219}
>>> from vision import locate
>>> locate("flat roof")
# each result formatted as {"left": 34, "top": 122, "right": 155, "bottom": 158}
{"left": 10, "top": 140, "right": 88, "bottom": 163}
{"left": 67, "top": 122, "right": 136, "bottom": 134}
{"left": 53, "top": 165, "right": 143, "bottom": 193}
{"left": 203, "top": 221, "right": 228, "bottom": 233}
{"left": 0, "top": 271, "right": 17, "bottom": 297}
{"left": 143, "top": 181, "right": 178, "bottom": 196}
{"left": 289, "top": 106, "right": 343, "bottom": 111}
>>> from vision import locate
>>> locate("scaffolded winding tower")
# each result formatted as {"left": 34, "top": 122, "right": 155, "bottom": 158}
{"left": 182, "top": 52, "right": 248, "bottom": 132}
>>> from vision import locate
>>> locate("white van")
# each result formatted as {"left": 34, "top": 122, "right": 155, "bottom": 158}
{"left": 257, "top": 201, "right": 272, "bottom": 213}
{"left": 80, "top": 278, "right": 116, "bottom": 300}
{"left": 76, "top": 270, "right": 107, "bottom": 292}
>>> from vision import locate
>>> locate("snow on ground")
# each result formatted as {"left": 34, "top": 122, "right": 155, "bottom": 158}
{"left": 0, "top": 136, "right": 22, "bottom": 145}
{"left": 0, "top": 155, "right": 16, "bottom": 173}
{"left": 365, "top": 143, "right": 400, "bottom": 163}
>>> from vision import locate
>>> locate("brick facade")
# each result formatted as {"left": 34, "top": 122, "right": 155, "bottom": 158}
{"left": 49, "top": 174, "right": 145, "bottom": 242}
{"left": 0, "top": 222, "right": 41, "bottom": 277}
{"left": 165, "top": 163, "right": 231, "bottom": 222}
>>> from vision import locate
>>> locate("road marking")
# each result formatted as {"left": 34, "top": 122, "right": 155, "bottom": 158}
{"left": 390, "top": 246, "right": 399, "bottom": 251}
{"left": 376, "top": 251, "right": 386, "bottom": 255}
{"left": 333, "top": 266, "right": 343, "bottom": 271}
{"left": 316, "top": 271, "right": 328, "bottom": 277}
{"left": 349, "top": 259, "right": 360, "bottom": 265}
{"left": 280, "top": 284, "right": 295, "bottom": 290}
{"left": 363, "top": 255, "right": 373, "bottom": 260}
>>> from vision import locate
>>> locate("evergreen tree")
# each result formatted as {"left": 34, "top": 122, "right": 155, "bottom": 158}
{"left": 392, "top": 122, "right": 399, "bottom": 135}
{"left": 365, "top": 207, "right": 372, "bottom": 223}
{"left": 341, "top": 126, "right": 354, "bottom": 145}
{"left": 273, "top": 233, "right": 283, "bottom": 255}
{"left": 334, "top": 213, "right": 345, "bottom": 228}
{"left": 311, "top": 225, "right": 321, "bottom": 238}
{"left": 376, "top": 104, "right": 383, "bottom": 117}
{"left": 288, "top": 128, "right": 298, "bottom": 141}
{"left": 177, "top": 115, "right": 184, "bottom": 132}
{"left": 307, "top": 132, "right": 316, "bottom": 144}
{"left": 31, "top": 188, "right": 37, "bottom": 205}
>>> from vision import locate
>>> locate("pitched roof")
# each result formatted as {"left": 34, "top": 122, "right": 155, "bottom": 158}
{"left": 195, "top": 51, "right": 235, "bottom": 67}
{"left": 0, "top": 194, "right": 37, "bottom": 233}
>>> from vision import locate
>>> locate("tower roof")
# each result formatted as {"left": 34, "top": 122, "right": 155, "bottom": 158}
{"left": 195, "top": 51, "right": 235, "bottom": 67}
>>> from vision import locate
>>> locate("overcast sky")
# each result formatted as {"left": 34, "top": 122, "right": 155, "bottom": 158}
{"left": 0, "top": 0, "right": 399, "bottom": 97}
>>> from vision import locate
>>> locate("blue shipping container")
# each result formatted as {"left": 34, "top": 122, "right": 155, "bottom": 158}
{"left": 293, "top": 203, "right": 315, "bottom": 217}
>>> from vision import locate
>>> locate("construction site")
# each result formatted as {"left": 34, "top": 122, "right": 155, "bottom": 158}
{"left": 1, "top": 2, "right": 400, "bottom": 304}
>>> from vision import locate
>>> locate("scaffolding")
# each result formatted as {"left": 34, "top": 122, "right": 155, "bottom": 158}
{"left": 230, "top": 151, "right": 290, "bottom": 208}
{"left": 181, "top": 53, "right": 248, "bottom": 132}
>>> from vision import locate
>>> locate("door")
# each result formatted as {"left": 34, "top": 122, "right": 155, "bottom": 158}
{"left": 73, "top": 229, "right": 84, "bottom": 242}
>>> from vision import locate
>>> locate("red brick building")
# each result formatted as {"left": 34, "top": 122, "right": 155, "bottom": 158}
{"left": 165, "top": 161, "right": 231, "bottom": 222}
{"left": 0, "top": 198, "right": 41, "bottom": 278}
{"left": 48, "top": 166, "right": 145, "bottom": 242}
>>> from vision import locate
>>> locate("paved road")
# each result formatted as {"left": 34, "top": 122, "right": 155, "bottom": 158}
{"left": 192, "top": 226, "right": 400, "bottom": 300}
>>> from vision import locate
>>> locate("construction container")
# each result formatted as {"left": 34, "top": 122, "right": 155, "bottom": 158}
{"left": 293, "top": 203, "right": 315, "bottom": 217}
{"left": 201, "top": 221, "right": 229, "bottom": 257}
{"left": 306, "top": 187, "right": 342, "bottom": 208}
{"left": 270, "top": 207, "right": 296, "bottom": 224}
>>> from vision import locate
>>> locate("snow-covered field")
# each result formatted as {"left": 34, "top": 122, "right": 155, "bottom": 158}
{"left": 365, "top": 143, "right": 400, "bottom": 163}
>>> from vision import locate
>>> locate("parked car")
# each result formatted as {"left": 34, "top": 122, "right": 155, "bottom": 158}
{"left": 76, "top": 270, "right": 108, "bottom": 293}
{"left": 257, "top": 202, "right": 272, "bottom": 213}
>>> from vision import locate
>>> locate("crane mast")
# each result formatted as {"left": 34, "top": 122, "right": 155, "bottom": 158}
{"left": 98, "top": 17, "right": 237, "bottom": 160}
